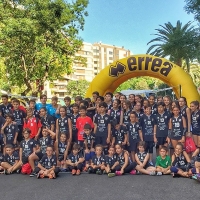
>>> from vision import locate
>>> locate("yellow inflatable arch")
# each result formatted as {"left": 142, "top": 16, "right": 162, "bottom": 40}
{"left": 86, "top": 55, "right": 200, "bottom": 104}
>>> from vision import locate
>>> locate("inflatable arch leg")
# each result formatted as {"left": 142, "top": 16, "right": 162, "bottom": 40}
{"left": 85, "top": 55, "right": 200, "bottom": 104}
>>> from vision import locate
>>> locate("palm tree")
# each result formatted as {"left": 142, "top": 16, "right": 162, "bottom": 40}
{"left": 146, "top": 20, "right": 200, "bottom": 72}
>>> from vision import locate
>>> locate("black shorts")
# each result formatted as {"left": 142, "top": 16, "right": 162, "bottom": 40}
{"left": 22, "top": 156, "right": 29, "bottom": 164}
{"left": 192, "top": 132, "right": 200, "bottom": 136}
{"left": 72, "top": 130, "right": 78, "bottom": 143}
{"left": 145, "top": 141, "right": 154, "bottom": 154}
{"left": 157, "top": 137, "right": 167, "bottom": 146}
{"left": 128, "top": 140, "right": 138, "bottom": 152}
{"left": 35, "top": 151, "right": 44, "bottom": 160}
{"left": 95, "top": 135, "right": 107, "bottom": 146}
{"left": 58, "top": 155, "right": 64, "bottom": 162}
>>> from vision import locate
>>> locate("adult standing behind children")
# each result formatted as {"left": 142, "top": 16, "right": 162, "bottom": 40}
{"left": 35, "top": 94, "right": 50, "bottom": 113}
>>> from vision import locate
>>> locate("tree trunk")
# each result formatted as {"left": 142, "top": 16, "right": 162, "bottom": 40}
{"left": 175, "top": 58, "right": 182, "bottom": 67}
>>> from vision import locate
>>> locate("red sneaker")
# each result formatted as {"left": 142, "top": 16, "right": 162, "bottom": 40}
{"left": 130, "top": 170, "right": 136, "bottom": 175}
{"left": 115, "top": 171, "right": 122, "bottom": 176}
{"left": 72, "top": 169, "right": 76, "bottom": 175}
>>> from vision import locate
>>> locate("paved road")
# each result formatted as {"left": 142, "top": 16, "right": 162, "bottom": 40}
{"left": 0, "top": 173, "right": 199, "bottom": 200}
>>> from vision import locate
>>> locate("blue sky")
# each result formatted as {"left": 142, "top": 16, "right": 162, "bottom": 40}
{"left": 79, "top": 0, "right": 196, "bottom": 54}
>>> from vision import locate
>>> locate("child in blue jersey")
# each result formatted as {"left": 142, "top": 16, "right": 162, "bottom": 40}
{"left": 35, "top": 145, "right": 59, "bottom": 179}
{"left": 1, "top": 114, "right": 18, "bottom": 152}
{"left": 94, "top": 102, "right": 111, "bottom": 155}
{"left": 148, "top": 95, "right": 157, "bottom": 115}
{"left": 66, "top": 143, "right": 85, "bottom": 175}
{"left": 154, "top": 102, "right": 170, "bottom": 150}
{"left": 121, "top": 100, "right": 131, "bottom": 126}
{"left": 70, "top": 103, "right": 79, "bottom": 144}
{"left": 108, "top": 99, "right": 122, "bottom": 125}
{"left": 105, "top": 146, "right": 118, "bottom": 177}
{"left": 170, "top": 143, "right": 192, "bottom": 178}
{"left": 55, "top": 133, "right": 68, "bottom": 171}
{"left": 126, "top": 112, "right": 143, "bottom": 162}
{"left": 190, "top": 101, "right": 200, "bottom": 148}
{"left": 1, "top": 144, "right": 21, "bottom": 174}
{"left": 192, "top": 148, "right": 200, "bottom": 180}
{"left": 88, "top": 144, "right": 105, "bottom": 175}
{"left": 114, "top": 144, "right": 138, "bottom": 176}
{"left": 56, "top": 106, "right": 72, "bottom": 147}
{"left": 29, "top": 128, "right": 56, "bottom": 177}
{"left": 111, "top": 121, "right": 127, "bottom": 147}
{"left": 168, "top": 106, "right": 187, "bottom": 150}
{"left": 135, "top": 141, "right": 156, "bottom": 175}
{"left": 140, "top": 105, "right": 156, "bottom": 165}
{"left": 83, "top": 124, "right": 95, "bottom": 170}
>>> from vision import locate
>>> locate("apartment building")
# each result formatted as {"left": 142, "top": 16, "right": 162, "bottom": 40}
{"left": 44, "top": 42, "right": 132, "bottom": 97}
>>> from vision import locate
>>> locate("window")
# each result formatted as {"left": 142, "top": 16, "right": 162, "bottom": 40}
{"left": 109, "top": 57, "right": 113, "bottom": 60}
{"left": 109, "top": 51, "right": 113, "bottom": 55}
{"left": 94, "top": 61, "right": 98, "bottom": 64}
{"left": 93, "top": 49, "right": 99, "bottom": 53}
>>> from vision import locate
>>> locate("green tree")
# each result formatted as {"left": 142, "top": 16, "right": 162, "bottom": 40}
{"left": 185, "top": 0, "right": 200, "bottom": 22}
{"left": 66, "top": 80, "right": 90, "bottom": 98}
{"left": 146, "top": 20, "right": 200, "bottom": 72}
{"left": 0, "top": 0, "right": 88, "bottom": 96}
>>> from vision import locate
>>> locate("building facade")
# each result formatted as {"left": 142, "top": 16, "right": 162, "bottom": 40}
{"left": 44, "top": 42, "right": 132, "bottom": 98}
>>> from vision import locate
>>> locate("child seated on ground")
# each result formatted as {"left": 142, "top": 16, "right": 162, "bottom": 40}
{"left": 170, "top": 143, "right": 192, "bottom": 178}
{"left": 105, "top": 146, "right": 118, "bottom": 177}
{"left": 88, "top": 144, "right": 105, "bottom": 175}
{"left": 191, "top": 147, "right": 200, "bottom": 180}
{"left": 29, "top": 128, "right": 55, "bottom": 177}
{"left": 83, "top": 124, "right": 95, "bottom": 170}
{"left": 135, "top": 141, "right": 156, "bottom": 175}
{"left": 114, "top": 144, "right": 137, "bottom": 176}
{"left": 155, "top": 146, "right": 171, "bottom": 175}
{"left": 66, "top": 144, "right": 85, "bottom": 175}
{"left": 1, "top": 144, "right": 21, "bottom": 174}
{"left": 35, "top": 145, "right": 60, "bottom": 179}
{"left": 0, "top": 152, "right": 4, "bottom": 173}
{"left": 55, "top": 133, "right": 68, "bottom": 171}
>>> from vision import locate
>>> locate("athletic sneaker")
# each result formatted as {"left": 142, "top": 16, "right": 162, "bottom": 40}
{"left": 72, "top": 169, "right": 76, "bottom": 175}
{"left": 103, "top": 170, "right": 107, "bottom": 174}
{"left": 60, "top": 168, "right": 67, "bottom": 172}
{"left": 115, "top": 171, "right": 122, "bottom": 176}
{"left": 36, "top": 173, "right": 40, "bottom": 179}
{"left": 149, "top": 161, "right": 154, "bottom": 166}
{"left": 108, "top": 173, "right": 116, "bottom": 178}
{"left": 96, "top": 169, "right": 102, "bottom": 175}
{"left": 88, "top": 167, "right": 92, "bottom": 174}
{"left": 76, "top": 169, "right": 81, "bottom": 175}
{"left": 130, "top": 170, "right": 136, "bottom": 175}
{"left": 172, "top": 173, "right": 180, "bottom": 178}
{"left": 150, "top": 171, "right": 156, "bottom": 176}
{"left": 29, "top": 172, "right": 37, "bottom": 177}
{"left": 157, "top": 172, "right": 162, "bottom": 176}
{"left": 192, "top": 174, "right": 197, "bottom": 180}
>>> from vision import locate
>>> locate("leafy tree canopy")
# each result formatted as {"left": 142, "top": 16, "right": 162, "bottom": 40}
{"left": 66, "top": 79, "right": 90, "bottom": 98}
{"left": 0, "top": 0, "right": 88, "bottom": 96}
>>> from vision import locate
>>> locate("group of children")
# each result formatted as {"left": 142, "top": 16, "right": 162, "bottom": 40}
{"left": 0, "top": 92, "right": 200, "bottom": 181}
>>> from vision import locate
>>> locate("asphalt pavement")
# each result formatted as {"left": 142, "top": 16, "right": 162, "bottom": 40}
{"left": 0, "top": 173, "right": 199, "bottom": 200}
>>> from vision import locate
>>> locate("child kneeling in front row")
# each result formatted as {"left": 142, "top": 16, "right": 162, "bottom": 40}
{"left": 156, "top": 146, "right": 171, "bottom": 175}
{"left": 66, "top": 144, "right": 85, "bottom": 175}
{"left": 35, "top": 145, "right": 60, "bottom": 179}
{"left": 1, "top": 144, "right": 21, "bottom": 174}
